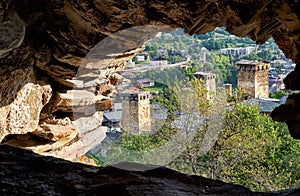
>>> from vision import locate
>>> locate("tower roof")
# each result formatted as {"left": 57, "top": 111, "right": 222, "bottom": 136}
{"left": 237, "top": 60, "right": 270, "bottom": 71}
{"left": 237, "top": 60, "right": 270, "bottom": 66}
{"left": 193, "top": 72, "right": 216, "bottom": 79}
{"left": 237, "top": 60, "right": 259, "bottom": 65}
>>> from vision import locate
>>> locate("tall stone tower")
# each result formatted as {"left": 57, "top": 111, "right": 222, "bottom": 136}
{"left": 237, "top": 60, "right": 270, "bottom": 98}
{"left": 193, "top": 72, "right": 216, "bottom": 99}
{"left": 120, "top": 89, "right": 151, "bottom": 134}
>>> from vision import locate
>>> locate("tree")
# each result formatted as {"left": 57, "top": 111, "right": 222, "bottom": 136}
{"left": 200, "top": 103, "right": 300, "bottom": 191}
{"left": 269, "top": 90, "right": 288, "bottom": 99}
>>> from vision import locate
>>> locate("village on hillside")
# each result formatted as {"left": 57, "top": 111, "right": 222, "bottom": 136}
{"left": 88, "top": 28, "right": 294, "bottom": 158}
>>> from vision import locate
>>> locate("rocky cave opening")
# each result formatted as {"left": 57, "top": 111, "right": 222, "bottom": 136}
{"left": 1, "top": 0, "right": 300, "bottom": 195}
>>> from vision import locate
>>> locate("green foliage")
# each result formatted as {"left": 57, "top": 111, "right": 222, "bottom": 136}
{"left": 269, "top": 90, "right": 288, "bottom": 99}
{"left": 210, "top": 54, "right": 237, "bottom": 86}
{"left": 87, "top": 154, "right": 108, "bottom": 167}
{"left": 135, "top": 60, "right": 150, "bottom": 64}
{"left": 208, "top": 103, "right": 300, "bottom": 191}
{"left": 177, "top": 103, "right": 299, "bottom": 191}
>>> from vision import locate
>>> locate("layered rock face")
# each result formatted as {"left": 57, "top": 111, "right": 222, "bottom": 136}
{"left": 1, "top": 0, "right": 300, "bottom": 194}
{"left": 1, "top": 0, "right": 300, "bottom": 160}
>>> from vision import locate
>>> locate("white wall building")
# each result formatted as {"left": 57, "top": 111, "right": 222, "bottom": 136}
{"left": 150, "top": 56, "right": 168, "bottom": 66}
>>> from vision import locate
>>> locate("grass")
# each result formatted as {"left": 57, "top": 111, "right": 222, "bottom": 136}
{"left": 142, "top": 82, "right": 167, "bottom": 93}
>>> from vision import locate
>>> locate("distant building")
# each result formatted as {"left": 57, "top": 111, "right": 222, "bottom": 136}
{"left": 223, "top": 83, "right": 232, "bottom": 97}
{"left": 193, "top": 72, "right": 216, "bottom": 99}
{"left": 120, "top": 90, "right": 151, "bottom": 134}
{"left": 108, "top": 103, "right": 122, "bottom": 112}
{"left": 150, "top": 56, "right": 168, "bottom": 66}
{"left": 220, "top": 47, "right": 256, "bottom": 57}
{"left": 88, "top": 131, "right": 122, "bottom": 157}
{"left": 137, "top": 78, "right": 155, "bottom": 88}
{"left": 125, "top": 59, "right": 135, "bottom": 67}
{"left": 151, "top": 104, "right": 168, "bottom": 120}
{"left": 120, "top": 71, "right": 136, "bottom": 78}
{"left": 128, "top": 86, "right": 141, "bottom": 91}
{"left": 102, "top": 111, "right": 122, "bottom": 132}
{"left": 199, "top": 47, "right": 208, "bottom": 62}
{"left": 269, "top": 73, "right": 286, "bottom": 94}
{"left": 141, "top": 51, "right": 149, "bottom": 55}
{"left": 135, "top": 55, "right": 145, "bottom": 62}
{"left": 245, "top": 98, "right": 280, "bottom": 115}
{"left": 237, "top": 60, "right": 270, "bottom": 99}
{"left": 270, "top": 59, "right": 286, "bottom": 68}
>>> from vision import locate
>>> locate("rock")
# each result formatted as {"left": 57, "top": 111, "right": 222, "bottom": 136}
{"left": 1, "top": 0, "right": 300, "bottom": 193}
{"left": 271, "top": 93, "right": 300, "bottom": 139}
{"left": 1, "top": 144, "right": 300, "bottom": 195}
{"left": 41, "top": 126, "right": 107, "bottom": 161}
{"left": 52, "top": 90, "right": 112, "bottom": 113}
{"left": 3, "top": 118, "right": 107, "bottom": 160}
{"left": 3, "top": 124, "right": 78, "bottom": 155}
{"left": 283, "top": 69, "right": 300, "bottom": 90}
{"left": 0, "top": 67, "right": 52, "bottom": 142}
{"left": 32, "top": 123, "right": 77, "bottom": 142}
{"left": 2, "top": 0, "right": 300, "bottom": 143}
{"left": 72, "top": 111, "right": 104, "bottom": 133}
{"left": 0, "top": 11, "right": 25, "bottom": 57}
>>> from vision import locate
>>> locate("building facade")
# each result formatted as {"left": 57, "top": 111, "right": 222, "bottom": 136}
{"left": 237, "top": 60, "right": 270, "bottom": 98}
{"left": 120, "top": 90, "right": 151, "bottom": 134}
{"left": 150, "top": 56, "right": 168, "bottom": 66}
{"left": 223, "top": 83, "right": 233, "bottom": 97}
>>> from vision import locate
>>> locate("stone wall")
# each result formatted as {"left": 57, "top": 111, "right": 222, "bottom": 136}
{"left": 255, "top": 62, "right": 270, "bottom": 99}
{"left": 237, "top": 61, "right": 269, "bottom": 99}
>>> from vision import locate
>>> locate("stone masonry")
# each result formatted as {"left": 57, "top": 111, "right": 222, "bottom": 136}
{"left": 121, "top": 90, "right": 151, "bottom": 134}
{"left": 237, "top": 60, "right": 270, "bottom": 99}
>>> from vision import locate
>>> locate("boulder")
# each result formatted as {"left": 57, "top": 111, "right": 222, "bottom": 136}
{"left": 0, "top": 67, "right": 52, "bottom": 142}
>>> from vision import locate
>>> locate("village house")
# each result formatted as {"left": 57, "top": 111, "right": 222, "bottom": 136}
{"left": 102, "top": 111, "right": 122, "bottom": 132}
{"left": 125, "top": 59, "right": 135, "bottom": 67}
{"left": 244, "top": 96, "right": 287, "bottom": 116}
{"left": 135, "top": 55, "right": 146, "bottom": 62}
{"left": 150, "top": 56, "right": 168, "bottom": 66}
{"left": 220, "top": 46, "right": 256, "bottom": 57}
{"left": 120, "top": 71, "right": 136, "bottom": 78}
{"left": 199, "top": 47, "right": 208, "bottom": 62}
{"left": 136, "top": 78, "right": 155, "bottom": 88}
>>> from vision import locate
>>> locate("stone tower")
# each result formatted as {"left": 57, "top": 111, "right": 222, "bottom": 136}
{"left": 193, "top": 72, "right": 216, "bottom": 99}
{"left": 223, "top": 83, "right": 232, "bottom": 97}
{"left": 120, "top": 90, "right": 151, "bottom": 134}
{"left": 237, "top": 60, "right": 270, "bottom": 98}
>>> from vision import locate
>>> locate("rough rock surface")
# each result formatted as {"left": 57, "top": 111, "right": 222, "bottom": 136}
{"left": 1, "top": 0, "right": 300, "bottom": 153}
{"left": 1, "top": 0, "right": 300, "bottom": 194}
{"left": 0, "top": 66, "right": 52, "bottom": 141}
{"left": 1, "top": 144, "right": 300, "bottom": 196}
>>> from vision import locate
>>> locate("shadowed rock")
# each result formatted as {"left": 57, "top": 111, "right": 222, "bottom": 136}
{"left": 1, "top": 144, "right": 299, "bottom": 195}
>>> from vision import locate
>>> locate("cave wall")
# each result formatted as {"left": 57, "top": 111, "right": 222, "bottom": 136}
{"left": 1, "top": 0, "right": 300, "bottom": 159}
{"left": 5, "top": 144, "right": 298, "bottom": 195}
